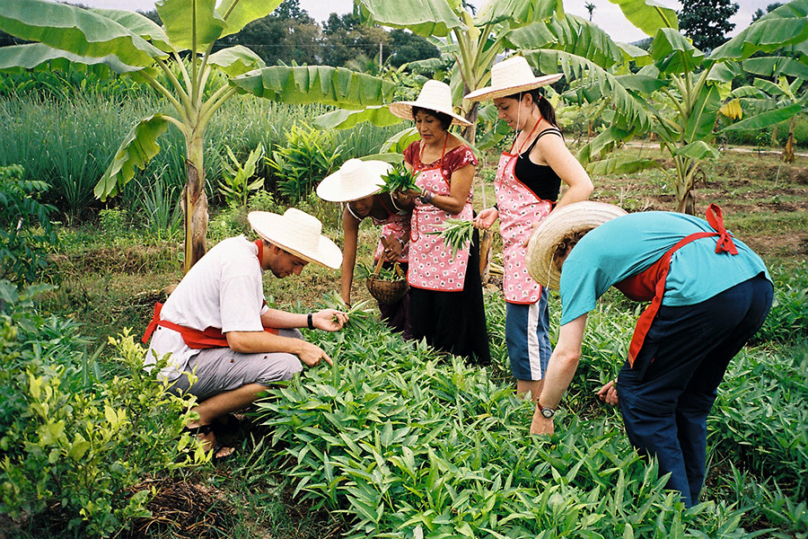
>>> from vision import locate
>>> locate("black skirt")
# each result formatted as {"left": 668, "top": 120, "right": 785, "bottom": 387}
{"left": 408, "top": 228, "right": 491, "bottom": 365}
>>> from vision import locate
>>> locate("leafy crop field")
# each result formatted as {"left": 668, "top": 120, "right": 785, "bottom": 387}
{"left": 1, "top": 143, "right": 804, "bottom": 539}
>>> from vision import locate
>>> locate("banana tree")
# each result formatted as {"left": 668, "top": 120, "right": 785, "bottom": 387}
{"left": 721, "top": 78, "right": 807, "bottom": 162}
{"left": 0, "top": 0, "right": 393, "bottom": 272}
{"left": 710, "top": 0, "right": 808, "bottom": 163}
{"left": 318, "top": 0, "right": 675, "bottom": 146}
{"left": 586, "top": 0, "right": 808, "bottom": 213}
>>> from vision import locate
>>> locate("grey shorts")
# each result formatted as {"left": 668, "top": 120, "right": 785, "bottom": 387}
{"left": 169, "top": 328, "right": 304, "bottom": 401}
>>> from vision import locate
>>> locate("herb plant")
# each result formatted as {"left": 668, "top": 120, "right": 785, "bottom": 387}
{"left": 380, "top": 162, "right": 419, "bottom": 193}
{"left": 429, "top": 218, "right": 475, "bottom": 260}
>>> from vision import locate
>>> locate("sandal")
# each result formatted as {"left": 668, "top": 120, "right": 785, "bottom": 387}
{"left": 183, "top": 424, "right": 234, "bottom": 461}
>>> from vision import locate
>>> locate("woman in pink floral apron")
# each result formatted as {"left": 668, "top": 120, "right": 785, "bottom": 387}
{"left": 389, "top": 81, "right": 491, "bottom": 364}
{"left": 317, "top": 159, "right": 413, "bottom": 338}
{"left": 466, "top": 56, "right": 593, "bottom": 393}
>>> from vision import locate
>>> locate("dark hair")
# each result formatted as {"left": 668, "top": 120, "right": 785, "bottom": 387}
{"left": 503, "top": 88, "right": 558, "bottom": 129}
{"left": 412, "top": 106, "right": 453, "bottom": 131}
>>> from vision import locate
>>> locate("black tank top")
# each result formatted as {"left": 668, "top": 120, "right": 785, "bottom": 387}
{"left": 513, "top": 127, "right": 563, "bottom": 202}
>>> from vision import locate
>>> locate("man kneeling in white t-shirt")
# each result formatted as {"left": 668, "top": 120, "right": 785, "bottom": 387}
{"left": 143, "top": 209, "right": 347, "bottom": 459}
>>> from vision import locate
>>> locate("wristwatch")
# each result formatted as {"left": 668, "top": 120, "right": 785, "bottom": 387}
{"left": 537, "top": 402, "right": 556, "bottom": 419}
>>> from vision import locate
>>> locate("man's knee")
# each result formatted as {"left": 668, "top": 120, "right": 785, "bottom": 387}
{"left": 255, "top": 353, "right": 302, "bottom": 383}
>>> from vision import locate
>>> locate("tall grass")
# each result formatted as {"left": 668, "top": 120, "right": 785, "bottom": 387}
{"left": 0, "top": 92, "right": 397, "bottom": 225}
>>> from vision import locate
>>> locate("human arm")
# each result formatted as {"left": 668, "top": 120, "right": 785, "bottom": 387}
{"left": 258, "top": 308, "right": 347, "bottom": 332}
{"left": 534, "top": 135, "right": 593, "bottom": 209}
{"left": 475, "top": 207, "right": 499, "bottom": 229}
{"left": 422, "top": 163, "right": 475, "bottom": 215}
{"left": 341, "top": 208, "right": 361, "bottom": 304}
{"left": 530, "top": 314, "right": 587, "bottom": 435}
{"left": 224, "top": 330, "right": 333, "bottom": 366}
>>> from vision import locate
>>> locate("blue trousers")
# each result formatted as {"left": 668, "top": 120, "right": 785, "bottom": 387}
{"left": 616, "top": 275, "right": 772, "bottom": 507}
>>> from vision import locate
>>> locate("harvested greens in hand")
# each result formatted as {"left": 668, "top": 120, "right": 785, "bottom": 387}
{"left": 381, "top": 162, "right": 419, "bottom": 193}
{"left": 429, "top": 218, "right": 475, "bottom": 260}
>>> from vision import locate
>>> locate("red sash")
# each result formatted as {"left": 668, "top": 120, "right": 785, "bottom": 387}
{"left": 615, "top": 204, "right": 738, "bottom": 367}
{"left": 141, "top": 239, "right": 279, "bottom": 349}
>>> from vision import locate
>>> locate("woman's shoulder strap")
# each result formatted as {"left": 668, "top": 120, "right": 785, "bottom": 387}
{"left": 523, "top": 127, "right": 563, "bottom": 155}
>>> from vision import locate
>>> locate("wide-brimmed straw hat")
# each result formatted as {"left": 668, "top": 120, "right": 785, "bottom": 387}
{"left": 465, "top": 56, "right": 563, "bottom": 102}
{"left": 389, "top": 80, "right": 472, "bottom": 126}
{"left": 526, "top": 202, "right": 627, "bottom": 290}
{"left": 316, "top": 158, "right": 392, "bottom": 203}
{"left": 248, "top": 209, "right": 343, "bottom": 270}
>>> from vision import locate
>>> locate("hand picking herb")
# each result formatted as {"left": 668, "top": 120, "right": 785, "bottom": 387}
{"left": 429, "top": 218, "right": 475, "bottom": 260}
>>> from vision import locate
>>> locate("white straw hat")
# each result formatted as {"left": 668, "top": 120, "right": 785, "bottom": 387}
{"left": 526, "top": 202, "right": 627, "bottom": 290}
{"left": 389, "top": 80, "right": 472, "bottom": 126}
{"left": 465, "top": 56, "right": 563, "bottom": 102}
{"left": 248, "top": 209, "right": 343, "bottom": 270}
{"left": 316, "top": 158, "right": 392, "bottom": 203}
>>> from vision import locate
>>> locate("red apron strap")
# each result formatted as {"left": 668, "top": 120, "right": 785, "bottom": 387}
{"left": 142, "top": 301, "right": 164, "bottom": 344}
{"left": 142, "top": 300, "right": 279, "bottom": 349}
{"left": 626, "top": 231, "right": 717, "bottom": 366}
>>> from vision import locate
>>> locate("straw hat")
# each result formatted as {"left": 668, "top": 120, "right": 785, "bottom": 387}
{"left": 316, "top": 158, "right": 392, "bottom": 202}
{"left": 248, "top": 209, "right": 343, "bottom": 270}
{"left": 526, "top": 202, "right": 627, "bottom": 290}
{"left": 465, "top": 56, "right": 563, "bottom": 102}
{"left": 389, "top": 80, "right": 472, "bottom": 126}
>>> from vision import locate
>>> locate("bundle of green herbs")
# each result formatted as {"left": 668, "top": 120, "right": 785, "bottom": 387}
{"left": 380, "top": 162, "right": 418, "bottom": 193}
{"left": 356, "top": 261, "right": 406, "bottom": 282}
{"left": 429, "top": 218, "right": 475, "bottom": 259}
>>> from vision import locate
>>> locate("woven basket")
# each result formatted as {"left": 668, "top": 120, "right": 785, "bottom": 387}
{"left": 366, "top": 257, "right": 408, "bottom": 305}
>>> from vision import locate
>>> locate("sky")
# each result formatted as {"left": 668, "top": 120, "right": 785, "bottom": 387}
{"left": 55, "top": 0, "right": 773, "bottom": 45}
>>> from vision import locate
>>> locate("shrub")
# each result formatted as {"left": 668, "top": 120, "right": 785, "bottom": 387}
{"left": 0, "top": 281, "right": 204, "bottom": 537}
{"left": 0, "top": 164, "right": 58, "bottom": 285}
{"left": 266, "top": 124, "right": 342, "bottom": 203}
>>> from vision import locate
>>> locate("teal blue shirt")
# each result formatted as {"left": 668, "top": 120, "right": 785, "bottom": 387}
{"left": 559, "top": 212, "right": 771, "bottom": 326}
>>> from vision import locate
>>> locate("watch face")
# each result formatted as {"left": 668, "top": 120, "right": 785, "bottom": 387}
{"left": 541, "top": 407, "right": 555, "bottom": 418}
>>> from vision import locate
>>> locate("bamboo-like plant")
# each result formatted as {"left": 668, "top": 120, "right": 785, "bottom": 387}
{"left": 379, "top": 162, "right": 419, "bottom": 193}
{"left": 428, "top": 217, "right": 474, "bottom": 260}
{"left": 0, "top": 0, "right": 393, "bottom": 272}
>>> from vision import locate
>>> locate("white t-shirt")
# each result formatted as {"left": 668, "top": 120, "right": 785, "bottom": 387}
{"left": 146, "top": 236, "right": 269, "bottom": 380}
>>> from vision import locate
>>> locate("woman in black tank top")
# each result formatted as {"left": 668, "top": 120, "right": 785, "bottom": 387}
{"left": 468, "top": 59, "right": 594, "bottom": 405}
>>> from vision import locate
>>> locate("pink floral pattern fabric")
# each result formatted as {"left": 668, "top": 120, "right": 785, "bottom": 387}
{"left": 495, "top": 151, "right": 553, "bottom": 303}
{"left": 372, "top": 210, "right": 411, "bottom": 263}
{"left": 406, "top": 142, "right": 477, "bottom": 292}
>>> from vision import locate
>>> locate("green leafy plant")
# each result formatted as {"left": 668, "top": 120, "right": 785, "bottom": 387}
{"left": 0, "top": 282, "right": 205, "bottom": 536}
{"left": 0, "top": 164, "right": 58, "bottom": 285}
{"left": 355, "top": 261, "right": 407, "bottom": 282}
{"left": 218, "top": 142, "right": 265, "bottom": 208}
{"left": 267, "top": 124, "right": 342, "bottom": 203}
{"left": 380, "top": 162, "right": 418, "bottom": 193}
{"left": 429, "top": 217, "right": 474, "bottom": 260}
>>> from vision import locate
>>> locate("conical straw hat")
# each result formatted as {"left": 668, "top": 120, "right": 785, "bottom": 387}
{"left": 248, "top": 208, "right": 343, "bottom": 270}
{"left": 389, "top": 80, "right": 471, "bottom": 126}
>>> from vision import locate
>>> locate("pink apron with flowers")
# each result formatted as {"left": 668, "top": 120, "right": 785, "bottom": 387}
{"left": 408, "top": 160, "right": 473, "bottom": 292}
{"left": 495, "top": 151, "right": 553, "bottom": 304}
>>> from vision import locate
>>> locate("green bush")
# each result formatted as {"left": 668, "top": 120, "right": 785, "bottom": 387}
{"left": 266, "top": 124, "right": 342, "bottom": 203}
{"left": 752, "top": 264, "right": 808, "bottom": 345}
{"left": 0, "top": 164, "right": 58, "bottom": 285}
{"left": 0, "top": 281, "right": 205, "bottom": 537}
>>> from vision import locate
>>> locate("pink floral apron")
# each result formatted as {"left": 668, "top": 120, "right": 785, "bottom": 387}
{"left": 372, "top": 212, "right": 410, "bottom": 263}
{"left": 495, "top": 150, "right": 553, "bottom": 304}
{"left": 408, "top": 152, "right": 473, "bottom": 292}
